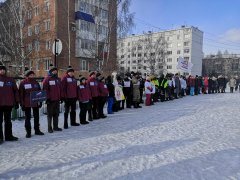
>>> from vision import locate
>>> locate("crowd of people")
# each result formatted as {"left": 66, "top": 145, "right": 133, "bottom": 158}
{"left": 0, "top": 63, "right": 239, "bottom": 144}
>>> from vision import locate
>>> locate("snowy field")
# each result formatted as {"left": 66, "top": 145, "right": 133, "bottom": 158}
{"left": 1, "top": 91, "right": 240, "bottom": 180}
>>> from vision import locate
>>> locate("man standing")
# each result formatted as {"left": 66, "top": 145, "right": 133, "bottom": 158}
{"left": 61, "top": 66, "right": 79, "bottom": 129}
{"left": 88, "top": 71, "right": 100, "bottom": 119}
{"left": 43, "top": 64, "right": 62, "bottom": 133}
{"left": 0, "top": 64, "right": 19, "bottom": 143}
{"left": 19, "top": 68, "right": 44, "bottom": 138}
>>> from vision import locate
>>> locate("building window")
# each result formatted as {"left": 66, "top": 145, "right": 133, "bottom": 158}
{"left": 46, "top": 40, "right": 51, "bottom": 50}
{"left": 120, "top": 61, "right": 124, "bottom": 64}
{"left": 184, "top": 57, "right": 190, "bottom": 61}
{"left": 177, "top": 50, "right": 181, "bottom": 54}
{"left": 44, "top": 0, "right": 50, "bottom": 12}
{"left": 138, "top": 60, "right": 142, "bottom": 63}
{"left": 132, "top": 60, "right": 136, "bottom": 63}
{"left": 28, "top": 26, "right": 32, "bottom": 36}
{"left": 34, "top": 6, "right": 39, "bottom": 16}
{"left": 80, "top": 60, "right": 88, "bottom": 71}
{"left": 167, "top": 51, "right": 172, "bottom": 55}
{"left": 184, "top": 41, "right": 190, "bottom": 46}
{"left": 128, "top": 55, "right": 130, "bottom": 58}
{"left": 168, "top": 43, "right": 173, "bottom": 48}
{"left": 27, "top": 43, "right": 32, "bottom": 52}
{"left": 167, "top": 65, "right": 172, "bottom": 69}
{"left": 132, "top": 67, "right": 136, "bottom": 70}
{"left": 184, "top": 34, "right": 190, "bottom": 39}
{"left": 137, "top": 46, "right": 142, "bottom": 50}
{"left": 128, "top": 42, "right": 131, "bottom": 46}
{"left": 121, "top": 55, "right": 124, "bottom": 59}
{"left": 167, "top": 58, "right": 172, "bottom": 62}
{"left": 45, "top": 19, "right": 51, "bottom": 31}
{"left": 45, "top": 59, "right": 51, "bottom": 70}
{"left": 27, "top": 10, "right": 32, "bottom": 20}
{"left": 34, "top": 41, "right": 40, "bottom": 52}
{"left": 34, "top": 24, "right": 40, "bottom": 34}
{"left": 143, "top": 66, "right": 146, "bottom": 70}
{"left": 138, "top": 53, "right": 142, "bottom": 57}
{"left": 177, "top": 35, "right": 180, "bottom": 40}
{"left": 184, "top": 49, "right": 190, "bottom": 53}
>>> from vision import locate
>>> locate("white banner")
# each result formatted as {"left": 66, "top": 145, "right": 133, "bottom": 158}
{"left": 176, "top": 57, "right": 193, "bottom": 72}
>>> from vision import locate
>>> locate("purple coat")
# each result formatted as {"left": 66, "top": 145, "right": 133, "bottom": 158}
{"left": 0, "top": 75, "right": 19, "bottom": 106}
{"left": 19, "top": 78, "right": 41, "bottom": 107}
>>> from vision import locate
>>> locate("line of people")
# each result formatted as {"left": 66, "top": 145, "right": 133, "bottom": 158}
{"left": 0, "top": 62, "right": 235, "bottom": 144}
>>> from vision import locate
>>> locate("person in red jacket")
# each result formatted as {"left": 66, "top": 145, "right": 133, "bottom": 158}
{"left": 98, "top": 75, "right": 109, "bottom": 118}
{"left": 0, "top": 65, "right": 19, "bottom": 143}
{"left": 88, "top": 71, "right": 100, "bottom": 119}
{"left": 19, "top": 68, "right": 44, "bottom": 138}
{"left": 77, "top": 76, "right": 91, "bottom": 125}
{"left": 61, "top": 66, "right": 79, "bottom": 129}
{"left": 43, "top": 64, "right": 62, "bottom": 133}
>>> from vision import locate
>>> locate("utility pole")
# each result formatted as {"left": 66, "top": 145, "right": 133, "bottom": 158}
{"left": 67, "top": 0, "right": 71, "bottom": 66}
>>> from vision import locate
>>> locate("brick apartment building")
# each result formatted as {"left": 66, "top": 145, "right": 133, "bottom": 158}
{"left": 1, "top": 0, "right": 117, "bottom": 77}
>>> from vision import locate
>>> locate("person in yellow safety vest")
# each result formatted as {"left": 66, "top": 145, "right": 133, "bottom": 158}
{"left": 151, "top": 75, "right": 160, "bottom": 102}
{"left": 160, "top": 75, "right": 169, "bottom": 102}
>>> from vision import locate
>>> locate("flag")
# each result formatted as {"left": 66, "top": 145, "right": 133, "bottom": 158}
{"left": 176, "top": 57, "right": 193, "bottom": 72}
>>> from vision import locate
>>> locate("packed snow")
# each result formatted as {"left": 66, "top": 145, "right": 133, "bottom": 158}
{"left": 1, "top": 91, "right": 240, "bottom": 180}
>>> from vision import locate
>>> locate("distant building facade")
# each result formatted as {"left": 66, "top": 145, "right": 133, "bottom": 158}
{"left": 202, "top": 55, "right": 240, "bottom": 77}
{"left": 117, "top": 26, "right": 203, "bottom": 76}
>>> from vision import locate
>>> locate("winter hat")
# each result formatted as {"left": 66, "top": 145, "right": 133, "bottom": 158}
{"left": 49, "top": 64, "right": 57, "bottom": 73}
{"left": 0, "top": 65, "right": 6, "bottom": 71}
{"left": 96, "top": 72, "right": 101, "bottom": 78}
{"left": 97, "top": 75, "right": 104, "bottom": 81}
{"left": 67, "top": 66, "right": 74, "bottom": 73}
{"left": 80, "top": 76, "right": 86, "bottom": 82}
{"left": 89, "top": 71, "right": 95, "bottom": 77}
{"left": 24, "top": 67, "right": 35, "bottom": 77}
{"left": 117, "top": 76, "right": 122, "bottom": 81}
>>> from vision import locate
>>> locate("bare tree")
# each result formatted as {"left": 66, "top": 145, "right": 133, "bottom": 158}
{"left": 134, "top": 32, "right": 168, "bottom": 75}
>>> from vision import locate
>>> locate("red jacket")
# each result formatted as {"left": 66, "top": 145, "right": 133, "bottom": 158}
{"left": 88, "top": 77, "right": 99, "bottom": 97}
{"left": 43, "top": 75, "right": 61, "bottom": 101}
{"left": 19, "top": 78, "right": 41, "bottom": 107}
{"left": 98, "top": 81, "right": 109, "bottom": 97}
{"left": 61, "top": 74, "right": 78, "bottom": 99}
{"left": 0, "top": 74, "right": 19, "bottom": 106}
{"left": 77, "top": 84, "right": 91, "bottom": 102}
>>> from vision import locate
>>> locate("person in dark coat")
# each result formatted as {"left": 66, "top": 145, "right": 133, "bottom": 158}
{"left": 208, "top": 77, "right": 213, "bottom": 94}
{"left": 88, "top": 71, "right": 100, "bottom": 119}
{"left": 0, "top": 65, "right": 19, "bottom": 143}
{"left": 106, "top": 76, "right": 114, "bottom": 114}
{"left": 98, "top": 75, "right": 109, "bottom": 118}
{"left": 61, "top": 66, "right": 79, "bottom": 129}
{"left": 43, "top": 64, "right": 62, "bottom": 133}
{"left": 77, "top": 77, "right": 91, "bottom": 125}
{"left": 123, "top": 74, "right": 133, "bottom": 108}
{"left": 19, "top": 68, "right": 44, "bottom": 138}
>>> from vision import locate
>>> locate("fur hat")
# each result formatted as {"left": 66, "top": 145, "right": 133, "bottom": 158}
{"left": 80, "top": 76, "right": 86, "bottom": 82}
{"left": 24, "top": 67, "right": 35, "bottom": 77}
{"left": 49, "top": 64, "right": 57, "bottom": 72}
{"left": 0, "top": 65, "right": 6, "bottom": 71}
{"left": 67, "top": 66, "right": 74, "bottom": 73}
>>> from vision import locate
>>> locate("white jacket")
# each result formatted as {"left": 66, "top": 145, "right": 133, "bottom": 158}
{"left": 145, "top": 81, "right": 152, "bottom": 94}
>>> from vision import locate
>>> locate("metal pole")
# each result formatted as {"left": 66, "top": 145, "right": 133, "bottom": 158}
{"left": 54, "top": 39, "right": 58, "bottom": 67}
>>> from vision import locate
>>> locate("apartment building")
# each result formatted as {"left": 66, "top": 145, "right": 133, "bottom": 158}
{"left": 118, "top": 26, "right": 203, "bottom": 76}
{"left": 0, "top": 0, "right": 117, "bottom": 77}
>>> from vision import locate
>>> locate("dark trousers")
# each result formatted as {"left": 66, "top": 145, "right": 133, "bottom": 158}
{"left": 25, "top": 107, "right": 40, "bottom": 133}
{"left": 98, "top": 96, "right": 107, "bottom": 117}
{"left": 123, "top": 92, "right": 132, "bottom": 108}
{"left": 91, "top": 97, "right": 99, "bottom": 118}
{"left": 140, "top": 88, "right": 144, "bottom": 103}
{"left": 47, "top": 101, "right": 60, "bottom": 130}
{"left": 79, "top": 102, "right": 88, "bottom": 123}
{"left": 230, "top": 87, "right": 234, "bottom": 93}
{"left": 0, "top": 106, "right": 13, "bottom": 140}
{"left": 64, "top": 98, "right": 77, "bottom": 125}
{"left": 87, "top": 100, "right": 93, "bottom": 120}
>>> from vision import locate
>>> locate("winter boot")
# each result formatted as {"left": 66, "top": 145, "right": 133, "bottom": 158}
{"left": 5, "top": 136, "right": 18, "bottom": 141}
{"left": 35, "top": 130, "right": 44, "bottom": 135}
{"left": 70, "top": 112, "right": 80, "bottom": 126}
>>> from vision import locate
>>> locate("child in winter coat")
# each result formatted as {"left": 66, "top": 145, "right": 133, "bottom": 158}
{"left": 77, "top": 77, "right": 91, "bottom": 125}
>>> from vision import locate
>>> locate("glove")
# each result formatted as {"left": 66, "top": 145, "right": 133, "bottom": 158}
{"left": 38, "top": 102, "right": 42, "bottom": 108}
{"left": 15, "top": 103, "right": 19, "bottom": 110}
{"left": 21, "top": 106, "right": 25, "bottom": 111}
{"left": 46, "top": 99, "right": 51, "bottom": 105}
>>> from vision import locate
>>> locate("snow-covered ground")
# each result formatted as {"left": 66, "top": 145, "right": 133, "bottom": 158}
{"left": 1, "top": 91, "right": 240, "bottom": 180}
